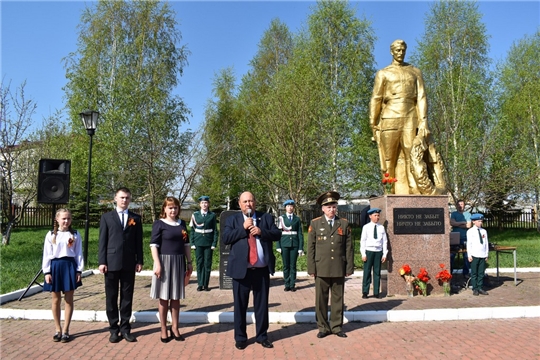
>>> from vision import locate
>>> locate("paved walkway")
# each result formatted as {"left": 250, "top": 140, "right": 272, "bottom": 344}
{"left": 2, "top": 317, "right": 539, "bottom": 359}
{"left": 1, "top": 270, "right": 539, "bottom": 359}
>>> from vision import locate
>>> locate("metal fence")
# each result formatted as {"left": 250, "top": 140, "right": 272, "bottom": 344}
{"left": 2, "top": 204, "right": 537, "bottom": 231}
{"left": 277, "top": 208, "right": 362, "bottom": 228}
{"left": 481, "top": 210, "right": 538, "bottom": 230}
{"left": 1, "top": 205, "right": 155, "bottom": 230}
{"left": 3, "top": 205, "right": 362, "bottom": 229}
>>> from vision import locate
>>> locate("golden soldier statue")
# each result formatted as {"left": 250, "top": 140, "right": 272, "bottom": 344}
{"left": 370, "top": 39, "right": 446, "bottom": 195}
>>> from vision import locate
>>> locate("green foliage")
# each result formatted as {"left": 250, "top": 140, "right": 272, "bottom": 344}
{"left": 62, "top": 0, "right": 191, "bottom": 218}
{"left": 0, "top": 225, "right": 154, "bottom": 294}
{"left": 411, "top": 0, "right": 493, "bottom": 205}
{"left": 2, "top": 225, "right": 537, "bottom": 295}
{"left": 488, "top": 229, "right": 540, "bottom": 267}
{"left": 0, "top": 80, "right": 39, "bottom": 229}
{"left": 197, "top": 0, "right": 377, "bottom": 209}
{"left": 303, "top": 0, "right": 377, "bottom": 194}
{"left": 237, "top": 20, "right": 328, "bottom": 206}
{"left": 494, "top": 30, "right": 540, "bottom": 207}
{"left": 195, "top": 68, "right": 247, "bottom": 209}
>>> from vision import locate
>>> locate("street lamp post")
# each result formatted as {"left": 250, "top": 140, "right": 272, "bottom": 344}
{"left": 80, "top": 110, "right": 99, "bottom": 267}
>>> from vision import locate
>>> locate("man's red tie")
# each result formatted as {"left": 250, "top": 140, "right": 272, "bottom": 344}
{"left": 248, "top": 233, "right": 258, "bottom": 265}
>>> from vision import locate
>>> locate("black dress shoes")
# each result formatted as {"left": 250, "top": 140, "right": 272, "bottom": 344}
{"left": 362, "top": 293, "right": 368, "bottom": 299}
{"left": 374, "top": 293, "right": 383, "bottom": 299}
{"left": 284, "top": 287, "right": 290, "bottom": 291}
{"left": 53, "top": 332, "right": 61, "bottom": 342}
{"left": 204, "top": 287, "right": 211, "bottom": 292}
{"left": 478, "top": 289, "right": 489, "bottom": 295}
{"left": 160, "top": 335, "right": 172, "bottom": 343}
{"left": 290, "top": 287, "right": 297, "bottom": 292}
{"left": 235, "top": 341, "right": 247, "bottom": 350}
{"left": 169, "top": 327, "right": 185, "bottom": 342}
{"left": 109, "top": 333, "right": 121, "bottom": 343}
{"left": 317, "top": 331, "right": 330, "bottom": 338}
{"left": 335, "top": 331, "right": 347, "bottom": 338}
{"left": 257, "top": 339, "right": 274, "bottom": 348}
{"left": 473, "top": 290, "right": 479, "bottom": 296}
{"left": 197, "top": 286, "right": 203, "bottom": 291}
{"left": 122, "top": 332, "right": 137, "bottom": 342}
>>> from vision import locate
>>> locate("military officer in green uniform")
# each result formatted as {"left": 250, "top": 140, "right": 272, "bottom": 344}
{"left": 277, "top": 199, "right": 304, "bottom": 292}
{"left": 307, "top": 191, "right": 354, "bottom": 339}
{"left": 189, "top": 196, "right": 218, "bottom": 291}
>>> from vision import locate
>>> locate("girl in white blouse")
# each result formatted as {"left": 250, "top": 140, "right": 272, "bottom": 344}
{"left": 42, "top": 208, "right": 83, "bottom": 343}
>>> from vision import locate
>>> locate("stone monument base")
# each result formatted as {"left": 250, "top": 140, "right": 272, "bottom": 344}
{"left": 370, "top": 195, "right": 450, "bottom": 296}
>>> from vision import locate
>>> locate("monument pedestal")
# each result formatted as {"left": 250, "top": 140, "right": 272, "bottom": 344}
{"left": 370, "top": 195, "right": 450, "bottom": 296}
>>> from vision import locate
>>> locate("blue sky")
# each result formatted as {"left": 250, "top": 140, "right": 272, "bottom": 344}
{"left": 1, "top": 1, "right": 539, "bottom": 134}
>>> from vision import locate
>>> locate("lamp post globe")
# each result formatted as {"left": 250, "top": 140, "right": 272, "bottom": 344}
{"left": 80, "top": 110, "right": 99, "bottom": 266}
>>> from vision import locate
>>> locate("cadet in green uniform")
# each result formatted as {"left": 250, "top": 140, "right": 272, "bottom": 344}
{"left": 277, "top": 199, "right": 304, "bottom": 292}
{"left": 189, "top": 196, "right": 218, "bottom": 291}
{"left": 307, "top": 191, "right": 354, "bottom": 339}
{"left": 360, "top": 208, "right": 388, "bottom": 299}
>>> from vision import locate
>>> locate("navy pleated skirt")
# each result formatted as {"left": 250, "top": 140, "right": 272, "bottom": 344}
{"left": 43, "top": 257, "right": 82, "bottom": 293}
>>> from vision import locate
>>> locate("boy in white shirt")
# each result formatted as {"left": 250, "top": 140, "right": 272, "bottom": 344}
{"left": 360, "top": 208, "right": 388, "bottom": 299}
{"left": 466, "top": 213, "right": 489, "bottom": 296}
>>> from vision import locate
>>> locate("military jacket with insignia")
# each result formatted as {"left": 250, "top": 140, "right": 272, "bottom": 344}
{"left": 277, "top": 214, "right": 304, "bottom": 250}
{"left": 307, "top": 216, "right": 354, "bottom": 277}
{"left": 370, "top": 62, "right": 427, "bottom": 132}
{"left": 189, "top": 211, "right": 218, "bottom": 247}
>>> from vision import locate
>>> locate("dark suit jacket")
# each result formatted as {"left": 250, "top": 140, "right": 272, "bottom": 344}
{"left": 222, "top": 211, "right": 281, "bottom": 279}
{"left": 98, "top": 210, "right": 143, "bottom": 272}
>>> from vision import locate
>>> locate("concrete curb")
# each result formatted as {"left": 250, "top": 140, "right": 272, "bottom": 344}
{"left": 2, "top": 268, "right": 539, "bottom": 323}
{"left": 2, "top": 306, "right": 539, "bottom": 324}
{"left": 0, "top": 268, "right": 540, "bottom": 305}
{"left": 3, "top": 267, "right": 538, "bottom": 305}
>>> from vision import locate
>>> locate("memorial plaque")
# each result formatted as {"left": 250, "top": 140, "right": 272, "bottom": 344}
{"left": 393, "top": 208, "right": 445, "bottom": 234}
{"left": 219, "top": 210, "right": 238, "bottom": 289}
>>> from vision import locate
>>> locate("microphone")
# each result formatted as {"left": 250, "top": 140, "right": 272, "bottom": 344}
{"left": 246, "top": 209, "right": 253, "bottom": 231}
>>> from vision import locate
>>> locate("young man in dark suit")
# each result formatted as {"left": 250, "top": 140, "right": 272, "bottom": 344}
{"left": 98, "top": 187, "right": 143, "bottom": 343}
{"left": 222, "top": 191, "right": 281, "bottom": 350}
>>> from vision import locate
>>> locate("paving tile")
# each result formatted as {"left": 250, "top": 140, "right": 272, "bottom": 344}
{"left": 1, "top": 271, "right": 539, "bottom": 359}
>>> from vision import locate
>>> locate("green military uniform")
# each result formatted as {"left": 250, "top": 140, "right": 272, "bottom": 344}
{"left": 189, "top": 207, "right": 218, "bottom": 291}
{"left": 277, "top": 206, "right": 304, "bottom": 291}
{"left": 307, "top": 191, "right": 354, "bottom": 336}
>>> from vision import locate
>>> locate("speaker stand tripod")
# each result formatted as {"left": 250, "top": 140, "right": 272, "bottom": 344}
{"left": 18, "top": 204, "right": 56, "bottom": 301}
{"left": 18, "top": 269, "right": 43, "bottom": 301}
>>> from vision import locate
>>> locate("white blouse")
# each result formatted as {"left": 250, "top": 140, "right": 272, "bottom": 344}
{"left": 42, "top": 230, "right": 84, "bottom": 274}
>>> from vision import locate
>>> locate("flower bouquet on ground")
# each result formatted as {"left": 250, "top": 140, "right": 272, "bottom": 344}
{"left": 414, "top": 268, "right": 430, "bottom": 296}
{"left": 399, "top": 264, "right": 416, "bottom": 297}
{"left": 382, "top": 173, "right": 397, "bottom": 194}
{"left": 435, "top": 263, "right": 452, "bottom": 296}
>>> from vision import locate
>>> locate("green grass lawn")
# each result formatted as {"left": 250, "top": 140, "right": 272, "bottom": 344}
{"left": 0, "top": 226, "right": 538, "bottom": 294}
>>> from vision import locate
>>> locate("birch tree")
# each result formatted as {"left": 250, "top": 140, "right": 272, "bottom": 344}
{"left": 411, "top": 0, "right": 493, "bottom": 205}
{"left": 63, "top": 0, "right": 190, "bottom": 218}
